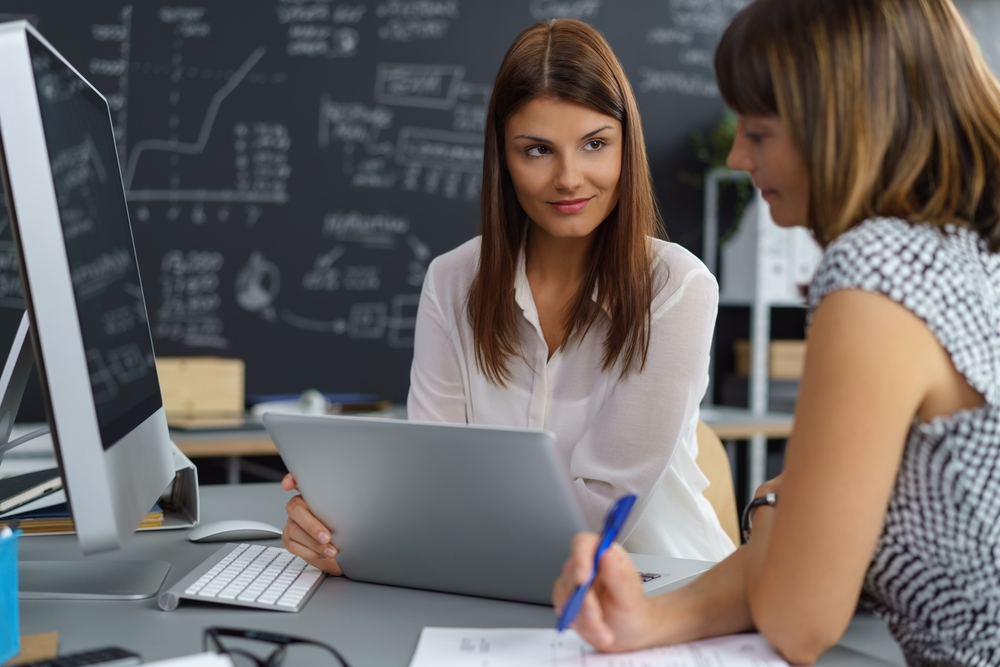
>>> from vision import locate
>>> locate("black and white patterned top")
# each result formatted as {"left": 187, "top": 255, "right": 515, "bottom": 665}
{"left": 808, "top": 218, "right": 1000, "bottom": 667}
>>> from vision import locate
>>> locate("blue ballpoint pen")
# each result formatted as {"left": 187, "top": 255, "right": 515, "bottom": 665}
{"left": 556, "top": 494, "right": 637, "bottom": 632}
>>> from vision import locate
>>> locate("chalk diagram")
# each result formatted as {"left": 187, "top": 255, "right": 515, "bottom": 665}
{"left": 319, "top": 63, "right": 491, "bottom": 202}
{"left": 84, "top": 6, "right": 290, "bottom": 228}
{"left": 529, "top": 0, "right": 601, "bottom": 20}
{"left": 124, "top": 46, "right": 276, "bottom": 200}
{"left": 234, "top": 222, "right": 429, "bottom": 348}
{"left": 235, "top": 252, "right": 281, "bottom": 319}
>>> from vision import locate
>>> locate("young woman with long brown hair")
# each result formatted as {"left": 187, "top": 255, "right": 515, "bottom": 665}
{"left": 553, "top": 1, "right": 1000, "bottom": 664}
{"left": 281, "top": 19, "right": 735, "bottom": 574}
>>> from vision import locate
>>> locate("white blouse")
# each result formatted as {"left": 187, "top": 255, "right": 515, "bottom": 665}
{"left": 407, "top": 237, "right": 735, "bottom": 562}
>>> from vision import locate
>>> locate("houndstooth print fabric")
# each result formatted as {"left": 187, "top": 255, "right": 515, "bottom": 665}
{"left": 808, "top": 218, "right": 1000, "bottom": 667}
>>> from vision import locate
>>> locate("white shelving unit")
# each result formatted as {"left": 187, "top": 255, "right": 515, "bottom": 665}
{"left": 701, "top": 167, "right": 820, "bottom": 498}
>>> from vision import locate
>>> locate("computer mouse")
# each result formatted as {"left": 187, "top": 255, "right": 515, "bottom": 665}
{"left": 187, "top": 519, "right": 283, "bottom": 543}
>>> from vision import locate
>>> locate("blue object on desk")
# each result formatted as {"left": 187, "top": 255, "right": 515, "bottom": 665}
{"left": 556, "top": 494, "right": 636, "bottom": 632}
{"left": 0, "top": 526, "right": 20, "bottom": 663}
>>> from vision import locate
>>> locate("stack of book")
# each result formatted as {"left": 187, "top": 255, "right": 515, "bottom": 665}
{"left": 0, "top": 468, "right": 163, "bottom": 534}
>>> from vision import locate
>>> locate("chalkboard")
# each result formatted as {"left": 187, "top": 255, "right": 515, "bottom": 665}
{"left": 0, "top": 0, "right": 747, "bottom": 408}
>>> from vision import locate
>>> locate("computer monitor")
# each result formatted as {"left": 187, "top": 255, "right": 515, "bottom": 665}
{"left": 0, "top": 20, "right": 175, "bottom": 571}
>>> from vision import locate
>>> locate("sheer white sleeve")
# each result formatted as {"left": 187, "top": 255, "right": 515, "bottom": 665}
{"left": 566, "top": 267, "right": 718, "bottom": 540}
{"left": 406, "top": 258, "right": 469, "bottom": 424}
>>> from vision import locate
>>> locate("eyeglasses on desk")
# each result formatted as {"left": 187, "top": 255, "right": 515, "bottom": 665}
{"left": 203, "top": 626, "right": 352, "bottom": 667}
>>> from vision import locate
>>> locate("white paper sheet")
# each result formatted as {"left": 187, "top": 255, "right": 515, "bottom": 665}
{"left": 408, "top": 628, "right": 789, "bottom": 667}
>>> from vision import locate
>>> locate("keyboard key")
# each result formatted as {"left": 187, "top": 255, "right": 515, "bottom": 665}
{"left": 166, "top": 543, "right": 324, "bottom": 612}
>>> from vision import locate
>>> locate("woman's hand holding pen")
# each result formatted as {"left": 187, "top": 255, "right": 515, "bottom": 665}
{"left": 281, "top": 473, "right": 343, "bottom": 576}
{"left": 552, "top": 532, "right": 664, "bottom": 653}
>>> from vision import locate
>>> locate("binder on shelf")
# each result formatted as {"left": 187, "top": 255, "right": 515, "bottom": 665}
{"left": 718, "top": 198, "right": 822, "bottom": 305}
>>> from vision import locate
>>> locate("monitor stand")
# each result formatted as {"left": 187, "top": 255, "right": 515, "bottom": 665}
{"left": 0, "top": 311, "right": 170, "bottom": 600}
{"left": 19, "top": 560, "right": 172, "bottom": 600}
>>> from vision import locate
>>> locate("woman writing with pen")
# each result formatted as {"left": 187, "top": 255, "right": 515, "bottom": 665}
{"left": 281, "top": 19, "right": 735, "bottom": 571}
{"left": 553, "top": 1, "right": 1000, "bottom": 664}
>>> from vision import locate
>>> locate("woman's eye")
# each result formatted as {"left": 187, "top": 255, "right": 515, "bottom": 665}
{"left": 525, "top": 145, "right": 550, "bottom": 157}
{"left": 745, "top": 132, "right": 764, "bottom": 144}
{"left": 583, "top": 140, "right": 606, "bottom": 151}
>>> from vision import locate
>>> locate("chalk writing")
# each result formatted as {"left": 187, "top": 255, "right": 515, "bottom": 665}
{"left": 529, "top": 0, "right": 599, "bottom": 20}
{"left": 678, "top": 48, "right": 713, "bottom": 69}
{"left": 323, "top": 210, "right": 410, "bottom": 242}
{"left": 647, "top": 26, "right": 693, "bottom": 45}
{"left": 234, "top": 122, "right": 291, "bottom": 197}
{"left": 319, "top": 99, "right": 394, "bottom": 146}
{"left": 375, "top": 64, "right": 465, "bottom": 109}
{"left": 396, "top": 127, "right": 482, "bottom": 172}
{"left": 276, "top": 1, "right": 332, "bottom": 24}
{"left": 378, "top": 19, "right": 448, "bottom": 41}
{"left": 669, "top": 0, "right": 749, "bottom": 34}
{"left": 376, "top": 0, "right": 457, "bottom": 17}
{"left": 302, "top": 246, "right": 345, "bottom": 291}
{"left": 638, "top": 68, "right": 718, "bottom": 97}
{"left": 92, "top": 24, "right": 127, "bottom": 41}
{"left": 155, "top": 250, "right": 228, "bottom": 348}
{"left": 319, "top": 92, "right": 482, "bottom": 200}
{"left": 334, "top": 4, "right": 367, "bottom": 23}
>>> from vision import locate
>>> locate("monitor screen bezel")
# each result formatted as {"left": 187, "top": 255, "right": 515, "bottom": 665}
{"left": 23, "top": 29, "right": 163, "bottom": 448}
{"left": 0, "top": 21, "right": 174, "bottom": 553}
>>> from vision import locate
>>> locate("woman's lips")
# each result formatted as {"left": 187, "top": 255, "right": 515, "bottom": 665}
{"left": 548, "top": 197, "right": 592, "bottom": 213}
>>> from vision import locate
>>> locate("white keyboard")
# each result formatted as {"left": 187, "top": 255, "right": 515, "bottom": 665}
{"left": 158, "top": 543, "right": 325, "bottom": 612}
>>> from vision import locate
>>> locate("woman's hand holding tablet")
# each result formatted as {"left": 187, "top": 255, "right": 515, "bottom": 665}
{"left": 281, "top": 474, "right": 343, "bottom": 576}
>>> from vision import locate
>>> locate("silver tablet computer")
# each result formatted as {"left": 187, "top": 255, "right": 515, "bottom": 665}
{"left": 264, "top": 413, "right": 589, "bottom": 604}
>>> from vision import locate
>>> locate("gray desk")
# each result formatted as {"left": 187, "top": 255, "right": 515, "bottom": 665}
{"left": 17, "top": 484, "right": 902, "bottom": 666}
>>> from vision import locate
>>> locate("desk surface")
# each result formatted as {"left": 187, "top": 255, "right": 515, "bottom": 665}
{"left": 17, "top": 483, "right": 898, "bottom": 667}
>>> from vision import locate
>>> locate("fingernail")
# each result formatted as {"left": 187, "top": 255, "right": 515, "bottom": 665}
{"left": 323, "top": 546, "right": 338, "bottom": 558}
{"left": 597, "top": 630, "right": 613, "bottom": 646}
{"left": 317, "top": 531, "right": 330, "bottom": 543}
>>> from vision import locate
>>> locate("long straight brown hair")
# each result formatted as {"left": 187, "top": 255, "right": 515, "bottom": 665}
{"left": 715, "top": 0, "right": 1000, "bottom": 251}
{"left": 469, "top": 19, "right": 664, "bottom": 386}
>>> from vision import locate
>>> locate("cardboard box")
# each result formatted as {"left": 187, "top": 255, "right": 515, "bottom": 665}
{"left": 734, "top": 340, "right": 806, "bottom": 380}
{"left": 156, "top": 357, "right": 245, "bottom": 419}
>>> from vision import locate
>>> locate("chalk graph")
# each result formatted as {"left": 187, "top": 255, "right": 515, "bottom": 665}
{"left": 83, "top": 5, "right": 290, "bottom": 211}
{"left": 124, "top": 47, "right": 285, "bottom": 204}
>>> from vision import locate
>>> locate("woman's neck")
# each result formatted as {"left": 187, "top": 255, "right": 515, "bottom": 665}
{"left": 524, "top": 222, "right": 596, "bottom": 359}
{"left": 524, "top": 223, "right": 594, "bottom": 288}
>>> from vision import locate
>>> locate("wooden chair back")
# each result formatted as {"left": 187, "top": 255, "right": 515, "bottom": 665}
{"left": 695, "top": 421, "right": 740, "bottom": 547}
